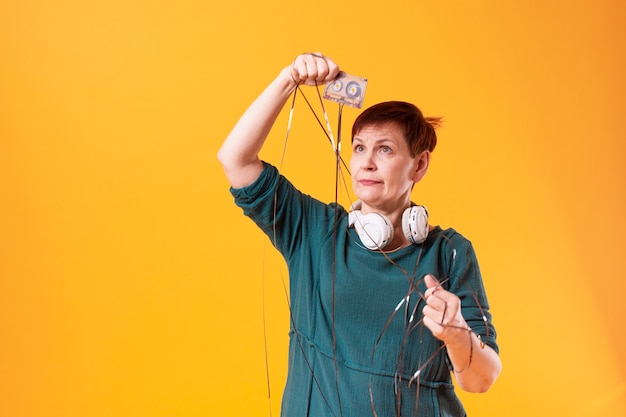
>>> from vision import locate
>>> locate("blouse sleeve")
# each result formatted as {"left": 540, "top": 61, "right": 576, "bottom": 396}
{"left": 230, "top": 162, "right": 338, "bottom": 262}
{"left": 445, "top": 235, "right": 499, "bottom": 354}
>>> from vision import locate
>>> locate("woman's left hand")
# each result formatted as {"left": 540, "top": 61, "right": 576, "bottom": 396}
{"left": 422, "top": 274, "right": 468, "bottom": 346}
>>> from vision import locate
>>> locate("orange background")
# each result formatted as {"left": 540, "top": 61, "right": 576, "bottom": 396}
{"left": 1, "top": 1, "right": 625, "bottom": 416}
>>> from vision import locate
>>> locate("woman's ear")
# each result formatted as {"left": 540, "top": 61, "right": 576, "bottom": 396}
{"left": 412, "top": 150, "right": 431, "bottom": 183}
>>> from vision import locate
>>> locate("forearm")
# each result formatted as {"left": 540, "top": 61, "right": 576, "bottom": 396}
{"left": 218, "top": 53, "right": 340, "bottom": 189}
{"left": 446, "top": 330, "right": 502, "bottom": 393}
{"left": 217, "top": 67, "right": 296, "bottom": 189}
{"left": 422, "top": 275, "right": 501, "bottom": 392}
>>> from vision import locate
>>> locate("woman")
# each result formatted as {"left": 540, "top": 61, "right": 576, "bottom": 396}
{"left": 218, "top": 53, "right": 501, "bottom": 417}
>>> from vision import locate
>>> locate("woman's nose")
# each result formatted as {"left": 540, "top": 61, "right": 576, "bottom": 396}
{"left": 361, "top": 152, "right": 376, "bottom": 170}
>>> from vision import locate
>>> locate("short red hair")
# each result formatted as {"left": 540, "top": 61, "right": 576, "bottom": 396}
{"left": 351, "top": 101, "right": 442, "bottom": 156}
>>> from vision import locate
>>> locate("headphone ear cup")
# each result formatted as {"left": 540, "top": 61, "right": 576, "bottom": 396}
{"left": 402, "top": 205, "right": 429, "bottom": 244}
{"left": 349, "top": 211, "right": 394, "bottom": 250}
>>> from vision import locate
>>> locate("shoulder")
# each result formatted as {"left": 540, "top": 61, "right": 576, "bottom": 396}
{"left": 424, "top": 226, "right": 479, "bottom": 270}
{"left": 427, "top": 226, "right": 473, "bottom": 248}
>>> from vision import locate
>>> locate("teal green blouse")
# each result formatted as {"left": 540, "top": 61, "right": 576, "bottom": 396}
{"left": 231, "top": 163, "right": 498, "bottom": 417}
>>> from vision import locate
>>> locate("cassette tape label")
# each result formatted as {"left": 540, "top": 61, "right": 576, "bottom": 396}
{"left": 323, "top": 72, "right": 368, "bottom": 109}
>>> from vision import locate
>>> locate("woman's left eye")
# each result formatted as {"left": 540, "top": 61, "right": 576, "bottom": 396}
{"left": 380, "top": 146, "right": 392, "bottom": 153}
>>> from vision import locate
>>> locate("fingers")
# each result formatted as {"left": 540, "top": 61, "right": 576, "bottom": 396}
{"left": 424, "top": 273, "right": 440, "bottom": 292}
{"left": 422, "top": 299, "right": 464, "bottom": 344}
{"left": 290, "top": 52, "right": 340, "bottom": 86}
{"left": 422, "top": 274, "right": 465, "bottom": 343}
{"left": 423, "top": 292, "right": 457, "bottom": 326}
{"left": 423, "top": 274, "right": 441, "bottom": 306}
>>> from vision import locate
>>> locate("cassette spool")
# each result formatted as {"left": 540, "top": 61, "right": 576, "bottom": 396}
{"left": 323, "top": 72, "right": 368, "bottom": 109}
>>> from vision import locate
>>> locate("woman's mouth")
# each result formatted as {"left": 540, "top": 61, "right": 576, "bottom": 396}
{"left": 359, "top": 179, "right": 380, "bottom": 186}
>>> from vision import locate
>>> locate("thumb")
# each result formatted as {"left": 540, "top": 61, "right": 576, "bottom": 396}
{"left": 424, "top": 274, "right": 440, "bottom": 290}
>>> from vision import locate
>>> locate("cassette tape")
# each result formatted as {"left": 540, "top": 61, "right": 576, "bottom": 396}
{"left": 323, "top": 72, "right": 368, "bottom": 109}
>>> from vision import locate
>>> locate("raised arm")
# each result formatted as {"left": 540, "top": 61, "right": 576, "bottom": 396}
{"left": 217, "top": 53, "right": 340, "bottom": 189}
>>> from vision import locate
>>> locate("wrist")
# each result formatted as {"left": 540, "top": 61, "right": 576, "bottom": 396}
{"left": 446, "top": 326, "right": 474, "bottom": 374}
{"left": 278, "top": 66, "right": 299, "bottom": 91}
{"left": 443, "top": 320, "right": 471, "bottom": 348}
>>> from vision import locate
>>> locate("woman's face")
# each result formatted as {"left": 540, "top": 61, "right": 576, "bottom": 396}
{"left": 350, "top": 123, "right": 426, "bottom": 214}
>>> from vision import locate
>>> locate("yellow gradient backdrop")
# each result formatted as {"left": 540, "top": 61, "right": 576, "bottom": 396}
{"left": 1, "top": 1, "right": 624, "bottom": 416}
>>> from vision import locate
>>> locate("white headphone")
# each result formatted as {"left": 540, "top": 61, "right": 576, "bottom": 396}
{"left": 348, "top": 200, "right": 429, "bottom": 250}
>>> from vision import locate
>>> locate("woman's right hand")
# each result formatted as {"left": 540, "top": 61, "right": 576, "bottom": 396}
{"left": 285, "top": 52, "right": 341, "bottom": 87}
